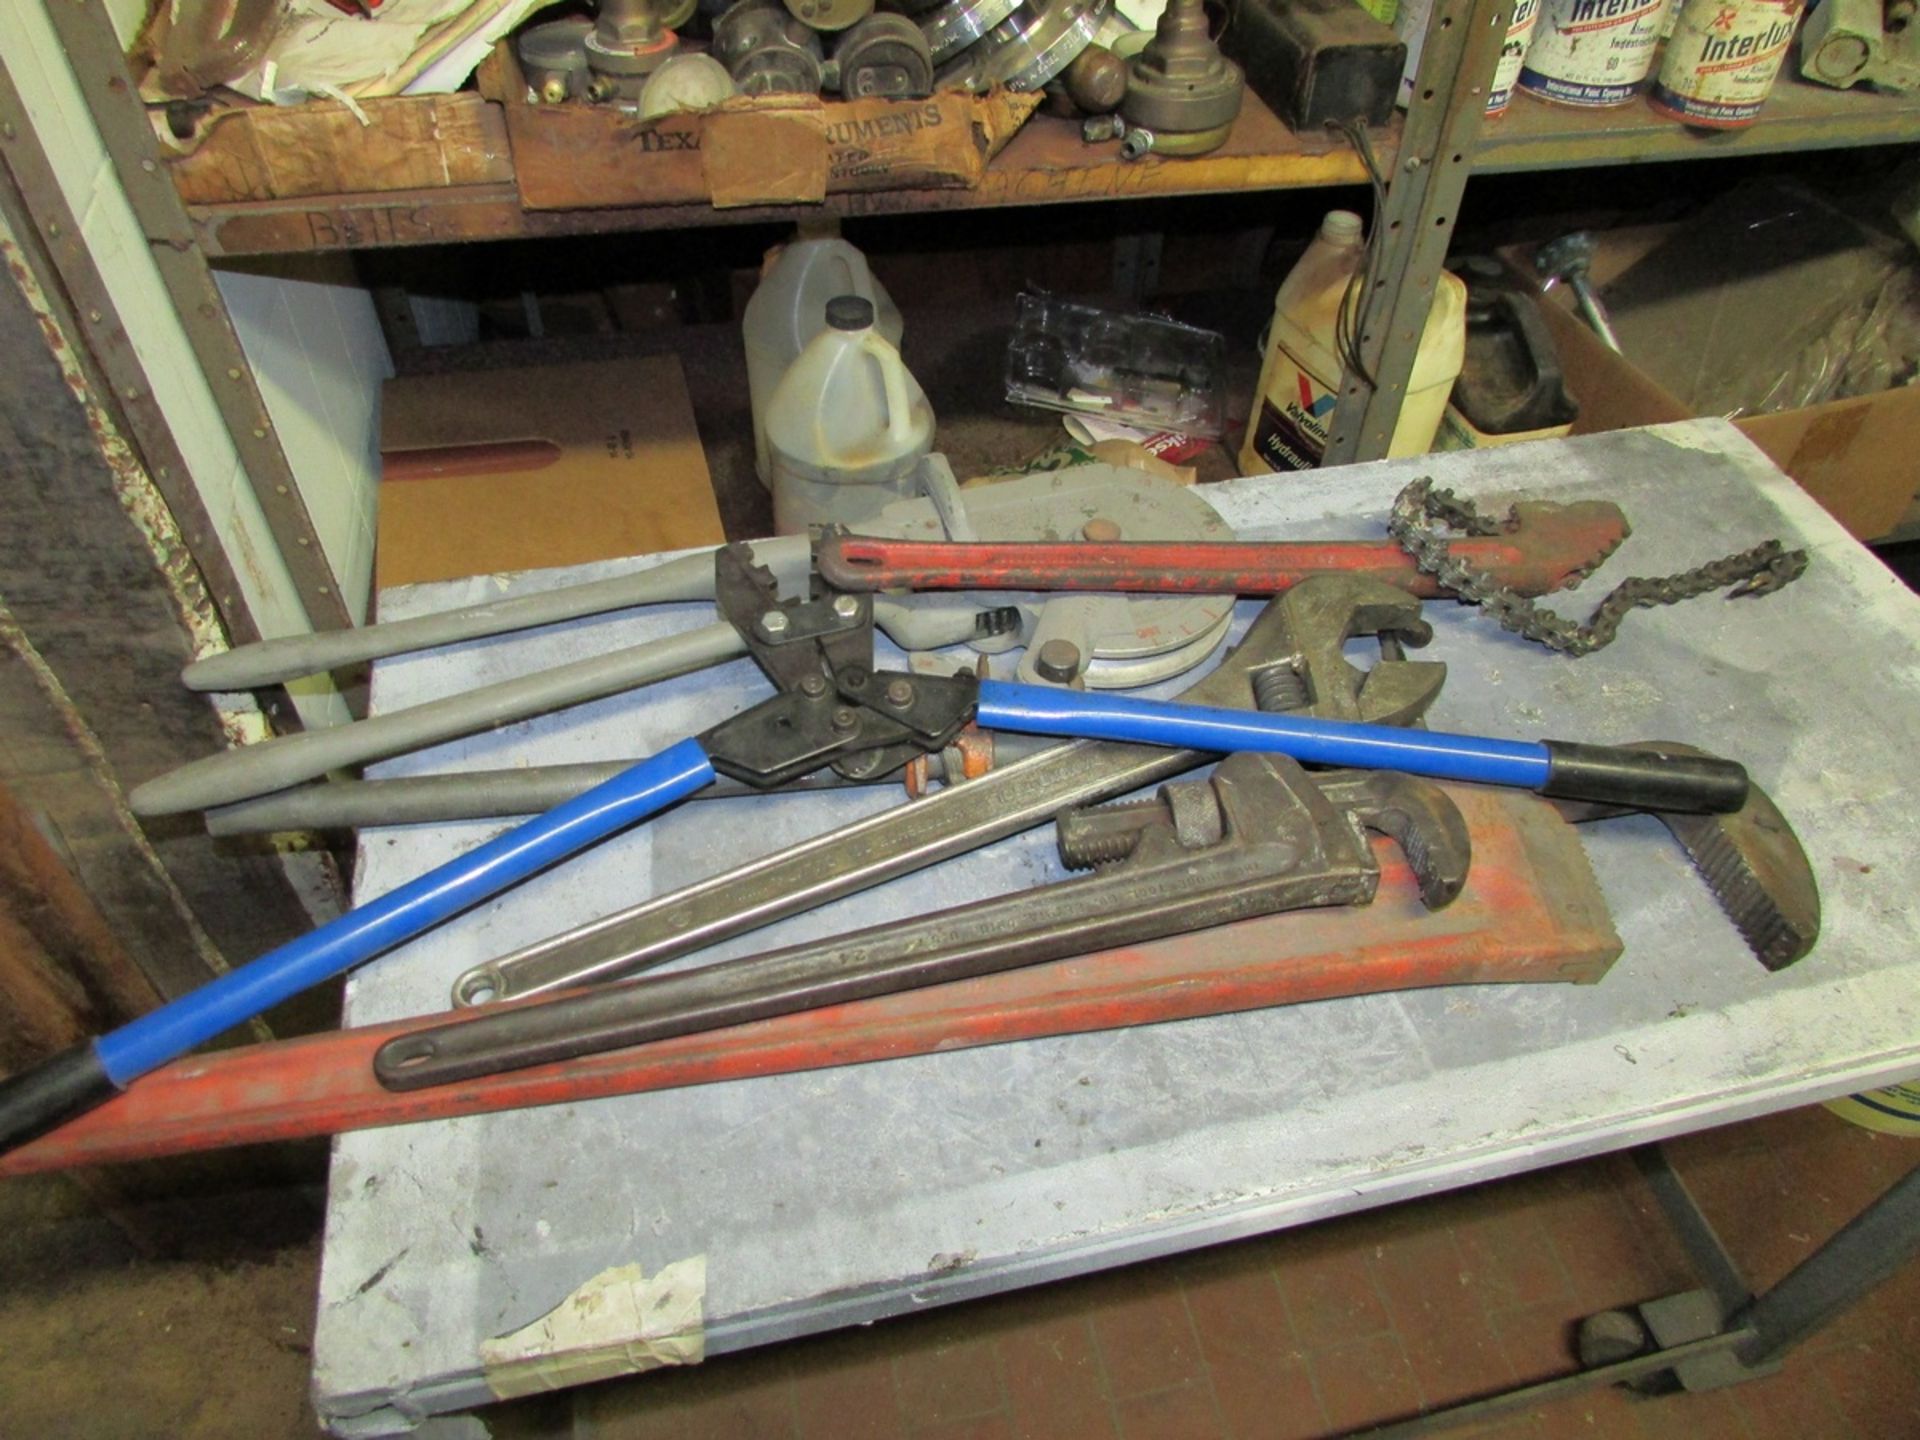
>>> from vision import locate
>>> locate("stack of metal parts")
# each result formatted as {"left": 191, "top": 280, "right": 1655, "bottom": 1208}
{"left": 517, "top": 0, "right": 947, "bottom": 105}
{"left": 509, "top": 0, "right": 1246, "bottom": 156}
{"left": 924, "top": 0, "right": 1115, "bottom": 93}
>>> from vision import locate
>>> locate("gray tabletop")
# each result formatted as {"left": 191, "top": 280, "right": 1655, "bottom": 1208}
{"left": 311, "top": 419, "right": 1920, "bottom": 1436}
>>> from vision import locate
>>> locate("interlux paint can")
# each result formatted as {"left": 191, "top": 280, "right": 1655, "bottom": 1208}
{"left": 1649, "top": 0, "right": 1804, "bottom": 128}
{"left": 1487, "top": 0, "right": 1543, "bottom": 114}
{"left": 1519, "top": 0, "right": 1671, "bottom": 106}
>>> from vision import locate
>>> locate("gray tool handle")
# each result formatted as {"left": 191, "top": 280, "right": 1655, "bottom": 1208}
{"left": 129, "top": 622, "right": 746, "bottom": 816}
{"left": 181, "top": 536, "right": 813, "bottom": 692}
{"left": 201, "top": 735, "right": 1055, "bottom": 834}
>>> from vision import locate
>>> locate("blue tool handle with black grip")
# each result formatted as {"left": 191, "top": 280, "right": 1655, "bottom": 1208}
{"left": 975, "top": 681, "right": 1749, "bottom": 814}
{"left": 0, "top": 740, "right": 716, "bottom": 1156}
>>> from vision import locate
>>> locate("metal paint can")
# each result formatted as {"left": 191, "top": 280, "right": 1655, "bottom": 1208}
{"left": 1519, "top": 0, "right": 1671, "bottom": 106}
{"left": 1487, "top": 0, "right": 1543, "bottom": 114}
{"left": 1648, "top": 0, "right": 1803, "bottom": 128}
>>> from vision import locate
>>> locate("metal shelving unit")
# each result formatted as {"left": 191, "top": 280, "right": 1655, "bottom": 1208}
{"left": 1478, "top": 73, "right": 1920, "bottom": 172}
{"left": 153, "top": 13, "right": 1920, "bottom": 464}
{"left": 5, "top": 0, "right": 1917, "bottom": 638}
{"left": 172, "top": 68, "right": 1920, "bottom": 261}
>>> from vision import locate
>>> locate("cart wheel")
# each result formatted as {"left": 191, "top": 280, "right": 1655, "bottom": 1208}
{"left": 1578, "top": 1308, "right": 1650, "bottom": 1369}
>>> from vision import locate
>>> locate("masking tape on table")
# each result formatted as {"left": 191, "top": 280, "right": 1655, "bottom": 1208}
{"left": 479, "top": 1254, "right": 707, "bottom": 1399}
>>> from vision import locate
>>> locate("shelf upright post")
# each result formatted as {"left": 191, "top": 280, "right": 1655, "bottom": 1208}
{"left": 20, "top": 0, "right": 358, "bottom": 654}
{"left": 1321, "top": 0, "right": 1514, "bottom": 467}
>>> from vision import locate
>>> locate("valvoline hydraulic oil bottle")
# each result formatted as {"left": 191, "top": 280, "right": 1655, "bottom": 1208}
{"left": 1240, "top": 210, "right": 1465, "bottom": 473}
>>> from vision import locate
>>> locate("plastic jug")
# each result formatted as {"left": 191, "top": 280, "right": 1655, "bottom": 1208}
{"left": 1239, "top": 210, "right": 1467, "bottom": 473}
{"left": 743, "top": 224, "right": 904, "bottom": 488}
{"left": 767, "top": 295, "right": 934, "bottom": 536}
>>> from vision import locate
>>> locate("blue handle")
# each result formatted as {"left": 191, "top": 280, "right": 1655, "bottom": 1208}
{"left": 96, "top": 738, "right": 716, "bottom": 1085}
{"left": 976, "top": 679, "right": 1551, "bottom": 786}
{"left": 976, "top": 681, "right": 1749, "bottom": 814}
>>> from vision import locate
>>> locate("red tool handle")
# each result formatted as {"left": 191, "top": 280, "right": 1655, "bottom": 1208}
{"left": 817, "top": 522, "right": 1620, "bottom": 599}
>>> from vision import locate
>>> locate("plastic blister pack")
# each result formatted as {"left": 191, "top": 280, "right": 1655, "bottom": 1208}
{"left": 1600, "top": 181, "right": 1918, "bottom": 419}
{"left": 1003, "top": 290, "right": 1228, "bottom": 438}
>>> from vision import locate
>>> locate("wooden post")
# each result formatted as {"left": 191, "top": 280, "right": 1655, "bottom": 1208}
{"left": 0, "top": 781, "right": 163, "bottom": 1052}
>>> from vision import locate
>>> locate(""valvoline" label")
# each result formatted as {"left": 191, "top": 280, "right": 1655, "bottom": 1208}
{"left": 1249, "top": 362, "right": 1337, "bottom": 471}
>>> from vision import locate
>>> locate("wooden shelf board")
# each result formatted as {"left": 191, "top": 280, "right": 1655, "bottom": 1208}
{"left": 184, "top": 74, "right": 1920, "bottom": 257}
{"left": 1478, "top": 76, "right": 1920, "bottom": 172}
{"left": 187, "top": 95, "right": 1381, "bottom": 256}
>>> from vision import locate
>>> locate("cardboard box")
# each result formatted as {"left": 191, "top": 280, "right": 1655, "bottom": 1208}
{"left": 1537, "top": 298, "right": 1920, "bottom": 541}
{"left": 165, "top": 92, "right": 514, "bottom": 204}
{"left": 378, "top": 354, "right": 724, "bottom": 589}
{"left": 484, "top": 50, "right": 1040, "bottom": 211}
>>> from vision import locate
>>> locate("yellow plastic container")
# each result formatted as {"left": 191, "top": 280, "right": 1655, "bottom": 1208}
{"left": 1827, "top": 1080, "right": 1920, "bottom": 1137}
{"left": 1239, "top": 210, "right": 1467, "bottom": 474}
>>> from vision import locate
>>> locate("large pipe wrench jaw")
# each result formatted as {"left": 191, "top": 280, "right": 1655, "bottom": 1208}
{"left": 1058, "top": 752, "right": 1472, "bottom": 917}
{"left": 1554, "top": 742, "right": 1820, "bottom": 971}
{"left": 703, "top": 544, "right": 977, "bottom": 789}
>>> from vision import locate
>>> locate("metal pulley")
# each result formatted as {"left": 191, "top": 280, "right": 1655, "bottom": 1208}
{"left": 1119, "top": 0, "right": 1243, "bottom": 154}
{"left": 714, "top": 0, "right": 827, "bottom": 92}
{"left": 860, "top": 463, "right": 1238, "bottom": 689}
{"left": 783, "top": 0, "right": 875, "bottom": 31}
{"left": 935, "top": 0, "right": 1111, "bottom": 92}
{"left": 916, "top": 0, "right": 1022, "bottom": 64}
{"left": 830, "top": 11, "right": 936, "bottom": 96}
{"left": 517, "top": 17, "right": 594, "bottom": 101}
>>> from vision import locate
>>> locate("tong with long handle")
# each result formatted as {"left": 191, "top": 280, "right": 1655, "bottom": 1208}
{"left": 814, "top": 498, "right": 1629, "bottom": 597}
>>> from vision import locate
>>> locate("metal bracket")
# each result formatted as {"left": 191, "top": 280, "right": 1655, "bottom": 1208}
{"left": 704, "top": 543, "right": 978, "bottom": 788}
{"left": 35, "top": 0, "right": 354, "bottom": 640}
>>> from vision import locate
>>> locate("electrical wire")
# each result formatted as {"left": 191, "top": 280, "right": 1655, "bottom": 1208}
{"left": 1325, "top": 117, "right": 1390, "bottom": 392}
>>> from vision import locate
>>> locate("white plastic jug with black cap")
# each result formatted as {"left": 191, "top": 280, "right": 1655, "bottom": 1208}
{"left": 766, "top": 294, "right": 934, "bottom": 536}
{"left": 744, "top": 226, "right": 904, "bottom": 488}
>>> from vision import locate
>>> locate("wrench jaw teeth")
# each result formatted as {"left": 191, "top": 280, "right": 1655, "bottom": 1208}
{"left": 1309, "top": 770, "right": 1473, "bottom": 912}
{"left": 1663, "top": 798, "right": 1821, "bottom": 972}
{"left": 1553, "top": 742, "right": 1820, "bottom": 972}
